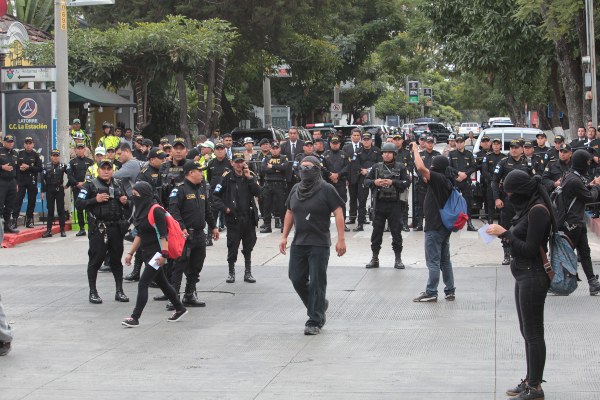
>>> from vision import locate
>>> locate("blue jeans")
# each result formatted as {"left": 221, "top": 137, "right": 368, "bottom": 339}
{"left": 288, "top": 245, "right": 330, "bottom": 327}
{"left": 0, "top": 293, "right": 13, "bottom": 343}
{"left": 424, "top": 228, "right": 455, "bottom": 297}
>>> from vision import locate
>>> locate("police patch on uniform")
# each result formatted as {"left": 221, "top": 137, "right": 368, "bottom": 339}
{"left": 186, "top": 194, "right": 196, "bottom": 199}
{"left": 78, "top": 189, "right": 88, "bottom": 199}
{"left": 214, "top": 184, "right": 222, "bottom": 193}
{"left": 494, "top": 166, "right": 500, "bottom": 173}
{"left": 170, "top": 188, "right": 178, "bottom": 197}
{"left": 199, "top": 194, "right": 206, "bottom": 200}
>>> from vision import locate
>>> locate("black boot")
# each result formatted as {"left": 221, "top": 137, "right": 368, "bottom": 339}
{"left": 115, "top": 281, "right": 129, "bottom": 302}
{"left": 182, "top": 283, "right": 206, "bottom": 307}
{"left": 60, "top": 230, "right": 67, "bottom": 237}
{"left": 346, "top": 217, "right": 356, "bottom": 224}
{"left": 4, "top": 220, "right": 18, "bottom": 234}
{"left": 76, "top": 229, "right": 86, "bottom": 237}
{"left": 588, "top": 275, "right": 600, "bottom": 296}
{"left": 365, "top": 253, "right": 379, "bottom": 269}
{"left": 394, "top": 252, "right": 405, "bottom": 269}
{"left": 89, "top": 287, "right": 103, "bottom": 304}
{"left": 413, "top": 223, "right": 423, "bottom": 231}
{"left": 41, "top": 230, "right": 52, "bottom": 238}
{"left": 274, "top": 218, "right": 282, "bottom": 229}
{"left": 353, "top": 223, "right": 364, "bottom": 232}
{"left": 25, "top": 216, "right": 34, "bottom": 228}
{"left": 466, "top": 219, "right": 477, "bottom": 231}
{"left": 226, "top": 263, "right": 235, "bottom": 283}
{"left": 260, "top": 224, "right": 272, "bottom": 233}
{"left": 244, "top": 259, "right": 256, "bottom": 283}
{"left": 124, "top": 254, "right": 142, "bottom": 282}
{"left": 9, "top": 218, "right": 18, "bottom": 230}
{"left": 502, "top": 247, "right": 511, "bottom": 265}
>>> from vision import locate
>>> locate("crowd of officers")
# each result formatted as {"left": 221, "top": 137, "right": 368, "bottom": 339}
{"left": 2, "top": 121, "right": 600, "bottom": 302}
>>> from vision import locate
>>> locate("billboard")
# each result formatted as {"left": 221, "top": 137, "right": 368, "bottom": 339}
{"left": 2, "top": 90, "right": 53, "bottom": 162}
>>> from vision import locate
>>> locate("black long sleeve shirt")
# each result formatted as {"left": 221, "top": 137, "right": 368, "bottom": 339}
{"left": 168, "top": 178, "right": 216, "bottom": 232}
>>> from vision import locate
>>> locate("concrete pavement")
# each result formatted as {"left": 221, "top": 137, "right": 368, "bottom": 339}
{"left": 1, "top": 221, "right": 600, "bottom": 399}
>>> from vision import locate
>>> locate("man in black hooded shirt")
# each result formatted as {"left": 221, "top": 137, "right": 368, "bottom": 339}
{"left": 280, "top": 156, "right": 346, "bottom": 335}
{"left": 559, "top": 149, "right": 600, "bottom": 295}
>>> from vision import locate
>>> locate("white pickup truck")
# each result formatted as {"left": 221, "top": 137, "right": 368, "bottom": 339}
{"left": 458, "top": 122, "right": 481, "bottom": 136}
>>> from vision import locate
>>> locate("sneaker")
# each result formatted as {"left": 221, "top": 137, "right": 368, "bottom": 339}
{"left": 508, "top": 384, "right": 544, "bottom": 399}
{"left": 413, "top": 292, "right": 437, "bottom": 302}
{"left": 0, "top": 341, "right": 11, "bottom": 356}
{"left": 445, "top": 293, "right": 455, "bottom": 301}
{"left": 167, "top": 309, "right": 188, "bottom": 322}
{"left": 121, "top": 317, "right": 139, "bottom": 328}
{"left": 506, "top": 380, "right": 528, "bottom": 396}
{"left": 304, "top": 325, "right": 321, "bottom": 335}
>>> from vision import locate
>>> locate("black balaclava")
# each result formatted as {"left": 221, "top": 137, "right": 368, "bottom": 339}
{"left": 430, "top": 155, "right": 449, "bottom": 172}
{"left": 503, "top": 170, "right": 540, "bottom": 219}
{"left": 296, "top": 155, "right": 323, "bottom": 201}
{"left": 571, "top": 149, "right": 592, "bottom": 175}
{"left": 132, "top": 181, "right": 156, "bottom": 226}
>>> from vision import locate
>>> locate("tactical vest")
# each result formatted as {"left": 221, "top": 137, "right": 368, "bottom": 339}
{"left": 90, "top": 178, "right": 125, "bottom": 221}
{"left": 377, "top": 162, "right": 402, "bottom": 201}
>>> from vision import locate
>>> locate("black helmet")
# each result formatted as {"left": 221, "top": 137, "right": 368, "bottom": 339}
{"left": 102, "top": 121, "right": 113, "bottom": 129}
{"left": 381, "top": 142, "right": 397, "bottom": 153}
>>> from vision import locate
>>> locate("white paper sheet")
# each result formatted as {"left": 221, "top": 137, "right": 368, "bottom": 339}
{"left": 149, "top": 252, "right": 162, "bottom": 270}
{"left": 478, "top": 224, "right": 496, "bottom": 244}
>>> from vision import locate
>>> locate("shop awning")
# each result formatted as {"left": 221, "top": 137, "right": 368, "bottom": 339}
{"left": 69, "top": 83, "right": 135, "bottom": 107}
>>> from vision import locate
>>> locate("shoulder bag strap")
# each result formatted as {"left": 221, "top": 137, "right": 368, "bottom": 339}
{"left": 531, "top": 203, "right": 555, "bottom": 280}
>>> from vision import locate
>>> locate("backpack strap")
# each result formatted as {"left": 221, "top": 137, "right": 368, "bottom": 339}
{"left": 530, "top": 204, "right": 555, "bottom": 280}
{"left": 147, "top": 204, "right": 162, "bottom": 227}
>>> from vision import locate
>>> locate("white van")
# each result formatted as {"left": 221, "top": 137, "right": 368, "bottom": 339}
{"left": 488, "top": 117, "right": 514, "bottom": 128}
{"left": 473, "top": 127, "right": 550, "bottom": 154}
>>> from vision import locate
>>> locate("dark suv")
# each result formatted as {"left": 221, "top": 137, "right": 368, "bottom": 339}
{"left": 230, "top": 128, "right": 284, "bottom": 152}
{"left": 412, "top": 122, "right": 451, "bottom": 143}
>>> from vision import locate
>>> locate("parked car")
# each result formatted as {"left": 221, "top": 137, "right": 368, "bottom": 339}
{"left": 401, "top": 123, "right": 415, "bottom": 137}
{"left": 230, "top": 127, "right": 284, "bottom": 152}
{"left": 412, "top": 122, "right": 451, "bottom": 143}
{"left": 334, "top": 125, "right": 365, "bottom": 143}
{"left": 458, "top": 122, "right": 481, "bottom": 136}
{"left": 305, "top": 123, "right": 338, "bottom": 140}
{"left": 488, "top": 117, "right": 514, "bottom": 128}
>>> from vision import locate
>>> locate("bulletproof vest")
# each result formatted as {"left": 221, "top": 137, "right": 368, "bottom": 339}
{"left": 377, "top": 162, "right": 402, "bottom": 200}
{"left": 45, "top": 163, "right": 65, "bottom": 186}
{"left": 90, "top": 178, "right": 125, "bottom": 221}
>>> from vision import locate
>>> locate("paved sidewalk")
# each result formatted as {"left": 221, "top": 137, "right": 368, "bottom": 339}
{"left": 0, "top": 227, "right": 599, "bottom": 399}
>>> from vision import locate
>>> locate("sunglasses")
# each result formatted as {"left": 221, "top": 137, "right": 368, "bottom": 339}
{"left": 299, "top": 165, "right": 319, "bottom": 171}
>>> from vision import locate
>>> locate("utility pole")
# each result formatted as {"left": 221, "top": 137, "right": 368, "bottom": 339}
{"left": 333, "top": 83, "right": 340, "bottom": 125}
{"left": 54, "top": 0, "right": 70, "bottom": 202}
{"left": 263, "top": 76, "right": 272, "bottom": 128}
{"left": 586, "top": 0, "right": 598, "bottom": 128}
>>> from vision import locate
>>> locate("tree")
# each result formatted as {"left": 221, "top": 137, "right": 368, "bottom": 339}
{"left": 8, "top": 0, "right": 54, "bottom": 31}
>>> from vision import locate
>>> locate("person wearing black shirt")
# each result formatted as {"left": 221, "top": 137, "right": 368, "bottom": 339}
{"left": 533, "top": 132, "right": 548, "bottom": 156}
{"left": 448, "top": 136, "right": 477, "bottom": 231}
{"left": 322, "top": 136, "right": 351, "bottom": 232}
{"left": 121, "top": 181, "right": 187, "bottom": 327}
{"left": 213, "top": 152, "right": 262, "bottom": 283}
{"left": 14, "top": 137, "right": 42, "bottom": 228}
{"left": 474, "top": 135, "right": 492, "bottom": 221}
{"left": 353, "top": 132, "right": 382, "bottom": 231}
{"left": 482, "top": 138, "right": 507, "bottom": 224}
{"left": 487, "top": 171, "right": 552, "bottom": 400}
{"left": 159, "top": 138, "right": 187, "bottom": 207}
{"left": 0, "top": 135, "right": 19, "bottom": 233}
{"left": 541, "top": 143, "right": 571, "bottom": 194}
{"left": 413, "top": 137, "right": 440, "bottom": 231}
{"left": 280, "top": 156, "right": 346, "bottom": 335}
{"left": 41, "top": 150, "right": 68, "bottom": 238}
{"left": 342, "top": 128, "right": 363, "bottom": 224}
{"left": 75, "top": 159, "right": 130, "bottom": 304}
{"left": 67, "top": 143, "right": 94, "bottom": 236}
{"left": 207, "top": 143, "right": 230, "bottom": 231}
{"left": 168, "top": 160, "right": 219, "bottom": 309}
{"left": 570, "top": 127, "right": 587, "bottom": 149}
{"left": 560, "top": 150, "right": 600, "bottom": 295}
{"left": 260, "top": 142, "right": 288, "bottom": 233}
{"left": 392, "top": 133, "right": 413, "bottom": 232}
{"left": 411, "top": 141, "right": 454, "bottom": 303}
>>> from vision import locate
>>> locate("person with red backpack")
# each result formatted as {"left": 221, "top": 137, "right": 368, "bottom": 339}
{"left": 121, "top": 181, "right": 187, "bottom": 327}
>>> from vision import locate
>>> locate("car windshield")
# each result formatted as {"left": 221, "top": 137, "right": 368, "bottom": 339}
{"left": 231, "top": 130, "right": 272, "bottom": 144}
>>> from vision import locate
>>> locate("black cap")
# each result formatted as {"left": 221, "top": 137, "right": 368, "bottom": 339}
{"left": 330, "top": 136, "right": 341, "bottom": 143}
{"left": 271, "top": 141, "right": 280, "bottom": 148}
{"left": 51, "top": 149, "right": 60, "bottom": 156}
{"left": 554, "top": 134, "right": 565, "bottom": 142}
{"left": 163, "top": 143, "right": 172, "bottom": 149}
{"left": 314, "top": 138, "right": 324, "bottom": 143}
{"left": 536, "top": 132, "right": 547, "bottom": 138}
{"left": 160, "top": 137, "right": 169, "bottom": 144}
{"left": 183, "top": 160, "right": 204, "bottom": 174}
{"left": 173, "top": 138, "right": 187, "bottom": 148}
{"left": 426, "top": 136, "right": 435, "bottom": 143}
{"left": 214, "top": 142, "right": 225, "bottom": 149}
{"left": 455, "top": 136, "right": 464, "bottom": 142}
{"left": 258, "top": 138, "right": 270, "bottom": 145}
{"left": 232, "top": 152, "right": 245, "bottom": 162}
{"left": 304, "top": 139, "right": 314, "bottom": 145}
{"left": 3, "top": 134, "right": 14, "bottom": 142}
{"left": 142, "top": 138, "right": 154, "bottom": 147}
{"left": 148, "top": 147, "right": 167, "bottom": 159}
{"left": 362, "top": 133, "right": 372, "bottom": 139}
{"left": 24, "top": 136, "right": 33, "bottom": 143}
{"left": 98, "top": 159, "right": 113, "bottom": 168}
{"left": 523, "top": 140, "right": 534, "bottom": 148}
{"left": 76, "top": 142, "right": 85, "bottom": 148}
{"left": 559, "top": 143, "right": 572, "bottom": 152}
{"left": 509, "top": 139, "right": 522, "bottom": 148}
{"left": 481, "top": 135, "right": 490, "bottom": 142}
{"left": 492, "top": 137, "right": 502, "bottom": 143}
{"left": 392, "top": 133, "right": 403, "bottom": 139}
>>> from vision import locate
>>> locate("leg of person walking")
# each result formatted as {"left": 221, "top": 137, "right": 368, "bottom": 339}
{"left": 0, "top": 293, "right": 13, "bottom": 356}
{"left": 439, "top": 230, "right": 455, "bottom": 298}
{"left": 306, "top": 246, "right": 329, "bottom": 329}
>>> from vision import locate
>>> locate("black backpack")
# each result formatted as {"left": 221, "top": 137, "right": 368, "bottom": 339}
{"left": 550, "top": 174, "right": 577, "bottom": 229}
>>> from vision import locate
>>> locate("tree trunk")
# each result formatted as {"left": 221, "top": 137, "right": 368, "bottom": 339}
{"left": 134, "top": 77, "right": 144, "bottom": 132}
{"left": 504, "top": 93, "right": 523, "bottom": 126}
{"left": 175, "top": 72, "right": 191, "bottom": 146}
{"left": 206, "top": 59, "right": 216, "bottom": 134}
{"left": 209, "top": 58, "right": 226, "bottom": 132}
{"left": 575, "top": 9, "right": 591, "bottom": 124}
{"left": 196, "top": 71, "right": 206, "bottom": 137}
{"left": 555, "top": 36, "right": 584, "bottom": 139}
{"left": 221, "top": 91, "right": 237, "bottom": 132}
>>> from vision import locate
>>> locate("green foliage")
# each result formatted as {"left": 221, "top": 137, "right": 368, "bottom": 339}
{"left": 8, "top": 0, "right": 54, "bottom": 32}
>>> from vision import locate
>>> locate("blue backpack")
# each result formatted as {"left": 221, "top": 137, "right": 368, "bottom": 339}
{"left": 439, "top": 187, "right": 469, "bottom": 232}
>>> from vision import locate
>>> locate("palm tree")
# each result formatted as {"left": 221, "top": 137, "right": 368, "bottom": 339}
{"left": 8, "top": 0, "right": 54, "bottom": 32}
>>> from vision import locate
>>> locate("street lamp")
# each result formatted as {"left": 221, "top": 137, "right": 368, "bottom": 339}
{"left": 585, "top": 0, "right": 597, "bottom": 128}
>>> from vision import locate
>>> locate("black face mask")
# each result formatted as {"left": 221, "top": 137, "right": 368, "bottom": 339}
{"left": 299, "top": 168, "right": 320, "bottom": 183}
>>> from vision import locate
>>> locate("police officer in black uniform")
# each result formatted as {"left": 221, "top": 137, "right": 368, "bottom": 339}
{"left": 391, "top": 133, "right": 413, "bottom": 232}
{"left": 168, "top": 160, "right": 219, "bottom": 309}
{"left": 449, "top": 135, "right": 477, "bottom": 231}
{"left": 364, "top": 143, "right": 410, "bottom": 269}
{"left": 41, "top": 150, "right": 68, "bottom": 238}
{"left": 545, "top": 134, "right": 564, "bottom": 164}
{"left": 14, "top": 137, "right": 42, "bottom": 228}
{"left": 0, "top": 135, "right": 19, "bottom": 233}
{"left": 322, "top": 136, "right": 351, "bottom": 232}
{"left": 159, "top": 138, "right": 187, "bottom": 207}
{"left": 353, "top": 132, "right": 382, "bottom": 231}
{"left": 260, "top": 142, "right": 288, "bottom": 233}
{"left": 67, "top": 142, "right": 94, "bottom": 236}
{"left": 213, "top": 152, "right": 261, "bottom": 284}
{"left": 75, "top": 159, "right": 130, "bottom": 304}
{"left": 542, "top": 143, "right": 571, "bottom": 194}
{"left": 474, "top": 135, "right": 491, "bottom": 221}
{"left": 207, "top": 142, "right": 230, "bottom": 231}
{"left": 523, "top": 139, "right": 545, "bottom": 177}
{"left": 481, "top": 138, "right": 506, "bottom": 224}
{"left": 413, "top": 136, "right": 440, "bottom": 231}
{"left": 492, "top": 140, "right": 534, "bottom": 265}
{"left": 533, "top": 132, "right": 549, "bottom": 156}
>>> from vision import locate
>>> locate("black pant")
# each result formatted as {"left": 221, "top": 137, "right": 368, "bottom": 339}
{"left": 171, "top": 233, "right": 207, "bottom": 293}
{"left": 262, "top": 181, "right": 286, "bottom": 225}
{"left": 564, "top": 225, "right": 595, "bottom": 280}
{"left": 485, "top": 185, "right": 495, "bottom": 222}
{"left": 72, "top": 188, "right": 87, "bottom": 229}
{"left": 400, "top": 199, "right": 409, "bottom": 227}
{"left": 87, "top": 224, "right": 125, "bottom": 290}
{"left": 348, "top": 181, "right": 359, "bottom": 219}
{"left": 500, "top": 198, "right": 515, "bottom": 248}
{"left": 414, "top": 186, "right": 427, "bottom": 227}
{"left": 226, "top": 216, "right": 257, "bottom": 264}
{"left": 0, "top": 178, "right": 17, "bottom": 223}
{"left": 357, "top": 177, "right": 370, "bottom": 223}
{"left": 45, "top": 187, "right": 65, "bottom": 231}
{"left": 371, "top": 200, "right": 403, "bottom": 253}
{"left": 132, "top": 263, "right": 184, "bottom": 320}
{"left": 511, "top": 265, "right": 549, "bottom": 387}
{"left": 14, "top": 178, "right": 37, "bottom": 219}
{"left": 332, "top": 181, "right": 348, "bottom": 221}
